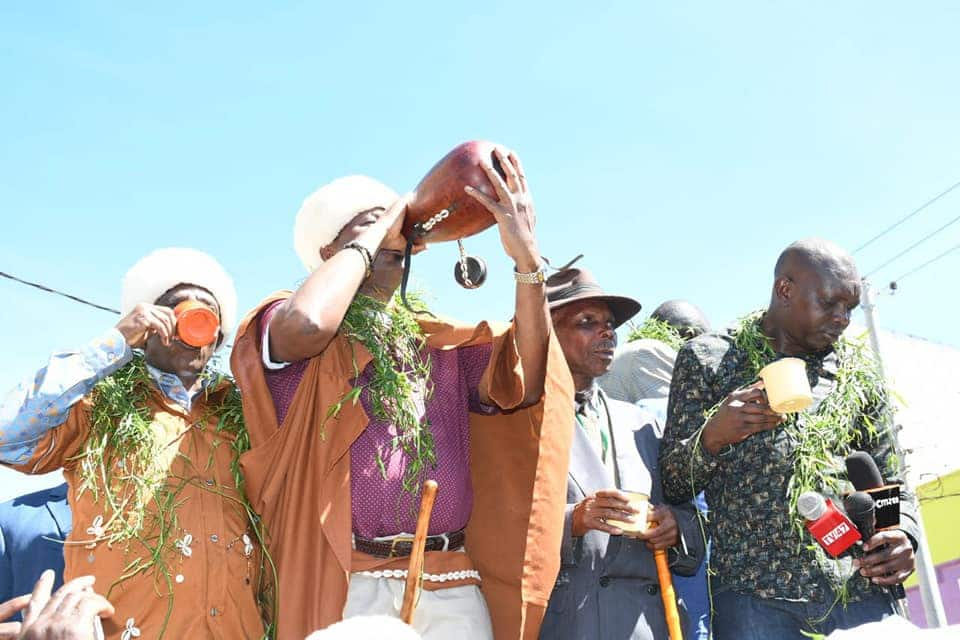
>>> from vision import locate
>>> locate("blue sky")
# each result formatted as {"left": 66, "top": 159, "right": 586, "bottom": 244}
{"left": 2, "top": 2, "right": 959, "bottom": 468}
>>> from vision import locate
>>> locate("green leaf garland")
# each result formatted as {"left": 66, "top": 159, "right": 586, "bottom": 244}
{"left": 71, "top": 356, "right": 276, "bottom": 639}
{"left": 338, "top": 292, "right": 437, "bottom": 498}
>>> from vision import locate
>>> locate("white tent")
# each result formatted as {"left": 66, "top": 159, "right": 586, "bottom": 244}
{"left": 862, "top": 324, "right": 960, "bottom": 486}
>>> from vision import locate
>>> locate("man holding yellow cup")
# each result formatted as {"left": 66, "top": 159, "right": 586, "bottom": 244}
{"left": 660, "top": 238, "right": 919, "bottom": 639}
{"left": 541, "top": 265, "right": 704, "bottom": 640}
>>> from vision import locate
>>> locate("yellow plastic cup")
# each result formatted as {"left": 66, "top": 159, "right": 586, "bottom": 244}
{"left": 758, "top": 357, "right": 813, "bottom": 413}
{"left": 606, "top": 491, "right": 650, "bottom": 534}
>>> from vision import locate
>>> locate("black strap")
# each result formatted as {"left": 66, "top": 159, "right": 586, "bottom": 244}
{"left": 400, "top": 237, "right": 414, "bottom": 310}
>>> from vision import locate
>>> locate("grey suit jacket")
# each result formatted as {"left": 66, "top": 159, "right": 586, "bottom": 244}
{"left": 540, "top": 395, "right": 704, "bottom": 640}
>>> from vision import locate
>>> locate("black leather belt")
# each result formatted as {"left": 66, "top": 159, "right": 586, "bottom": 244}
{"left": 354, "top": 529, "right": 466, "bottom": 558}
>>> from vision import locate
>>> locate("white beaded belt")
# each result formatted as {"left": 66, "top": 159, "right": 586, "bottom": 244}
{"left": 356, "top": 568, "right": 482, "bottom": 583}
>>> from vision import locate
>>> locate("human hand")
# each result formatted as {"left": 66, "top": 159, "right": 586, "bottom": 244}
{"left": 363, "top": 193, "right": 423, "bottom": 255}
{"left": 571, "top": 489, "right": 641, "bottom": 537}
{"left": 116, "top": 303, "right": 176, "bottom": 348}
{"left": 701, "top": 381, "right": 783, "bottom": 454}
{"left": 632, "top": 504, "right": 679, "bottom": 551}
{"left": 17, "top": 570, "right": 114, "bottom": 640}
{"left": 464, "top": 147, "right": 540, "bottom": 273}
{"left": 854, "top": 529, "right": 916, "bottom": 586}
{"left": 0, "top": 592, "right": 32, "bottom": 639}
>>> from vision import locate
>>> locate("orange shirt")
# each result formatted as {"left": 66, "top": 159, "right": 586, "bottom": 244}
{"left": 17, "top": 382, "right": 267, "bottom": 640}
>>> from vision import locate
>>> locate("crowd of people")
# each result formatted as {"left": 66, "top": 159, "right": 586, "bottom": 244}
{"left": 0, "top": 146, "right": 919, "bottom": 639}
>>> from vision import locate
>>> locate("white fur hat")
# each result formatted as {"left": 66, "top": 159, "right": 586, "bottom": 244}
{"left": 293, "top": 175, "right": 399, "bottom": 272}
{"left": 120, "top": 248, "right": 238, "bottom": 348}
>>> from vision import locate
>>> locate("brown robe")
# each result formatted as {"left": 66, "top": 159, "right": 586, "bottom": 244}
{"left": 231, "top": 292, "right": 574, "bottom": 640}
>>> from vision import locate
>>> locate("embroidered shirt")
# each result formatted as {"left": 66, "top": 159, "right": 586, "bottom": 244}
{"left": 0, "top": 329, "right": 264, "bottom": 639}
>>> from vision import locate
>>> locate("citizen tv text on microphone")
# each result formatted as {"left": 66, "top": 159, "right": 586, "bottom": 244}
{"left": 797, "top": 491, "right": 861, "bottom": 558}
{"left": 845, "top": 451, "right": 901, "bottom": 529}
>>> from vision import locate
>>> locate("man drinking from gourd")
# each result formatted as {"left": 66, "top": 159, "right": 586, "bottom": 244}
{"left": 229, "top": 147, "right": 574, "bottom": 640}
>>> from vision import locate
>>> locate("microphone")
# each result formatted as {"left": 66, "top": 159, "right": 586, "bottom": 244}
{"left": 845, "top": 451, "right": 901, "bottom": 529}
{"left": 843, "top": 491, "right": 876, "bottom": 545}
{"left": 798, "top": 491, "right": 861, "bottom": 558}
{"left": 844, "top": 457, "right": 908, "bottom": 601}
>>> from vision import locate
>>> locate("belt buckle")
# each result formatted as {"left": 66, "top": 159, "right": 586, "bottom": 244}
{"left": 388, "top": 535, "right": 416, "bottom": 558}
{"left": 437, "top": 532, "right": 450, "bottom": 552}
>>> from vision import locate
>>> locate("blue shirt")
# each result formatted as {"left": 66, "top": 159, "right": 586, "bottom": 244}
{"left": 0, "top": 328, "right": 210, "bottom": 466}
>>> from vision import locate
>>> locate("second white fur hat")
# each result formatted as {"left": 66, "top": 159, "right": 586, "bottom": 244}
{"left": 293, "top": 175, "right": 399, "bottom": 272}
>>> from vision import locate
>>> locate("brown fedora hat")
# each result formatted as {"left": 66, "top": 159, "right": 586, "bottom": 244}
{"left": 546, "top": 267, "right": 641, "bottom": 328}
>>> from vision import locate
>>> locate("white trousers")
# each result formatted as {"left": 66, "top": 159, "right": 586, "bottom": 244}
{"left": 343, "top": 574, "right": 494, "bottom": 640}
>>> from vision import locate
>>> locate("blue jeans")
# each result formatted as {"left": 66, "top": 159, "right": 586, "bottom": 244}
{"left": 673, "top": 493, "right": 710, "bottom": 640}
{"left": 713, "top": 590, "right": 896, "bottom": 640}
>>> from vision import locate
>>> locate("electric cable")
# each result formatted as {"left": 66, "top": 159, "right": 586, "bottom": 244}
{"left": 888, "top": 244, "right": 960, "bottom": 289}
{"left": 864, "top": 212, "right": 960, "bottom": 277}
{"left": 0, "top": 270, "right": 120, "bottom": 314}
{"left": 854, "top": 179, "right": 960, "bottom": 254}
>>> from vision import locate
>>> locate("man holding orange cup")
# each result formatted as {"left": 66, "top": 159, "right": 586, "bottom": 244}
{"left": 542, "top": 265, "right": 703, "bottom": 640}
{"left": 0, "top": 248, "right": 266, "bottom": 639}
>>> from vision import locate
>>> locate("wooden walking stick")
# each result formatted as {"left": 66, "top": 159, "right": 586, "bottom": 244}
{"left": 654, "top": 547, "right": 684, "bottom": 640}
{"left": 400, "top": 479, "right": 439, "bottom": 625}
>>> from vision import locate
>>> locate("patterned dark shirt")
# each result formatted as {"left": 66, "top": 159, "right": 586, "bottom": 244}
{"left": 659, "top": 320, "right": 919, "bottom": 603}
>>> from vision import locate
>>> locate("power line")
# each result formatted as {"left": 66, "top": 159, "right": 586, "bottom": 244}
{"left": 0, "top": 270, "right": 120, "bottom": 315}
{"left": 889, "top": 243, "right": 960, "bottom": 287}
{"left": 854, "top": 178, "right": 960, "bottom": 254}
{"left": 0, "top": 269, "right": 236, "bottom": 350}
{"left": 864, "top": 211, "right": 960, "bottom": 277}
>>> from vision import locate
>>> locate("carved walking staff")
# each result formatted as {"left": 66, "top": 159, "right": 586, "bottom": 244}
{"left": 654, "top": 547, "right": 683, "bottom": 640}
{"left": 400, "top": 480, "right": 439, "bottom": 626}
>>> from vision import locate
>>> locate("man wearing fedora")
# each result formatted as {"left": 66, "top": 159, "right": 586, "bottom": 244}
{"left": 541, "top": 266, "right": 703, "bottom": 640}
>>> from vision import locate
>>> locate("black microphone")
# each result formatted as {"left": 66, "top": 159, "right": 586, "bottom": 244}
{"left": 843, "top": 491, "right": 876, "bottom": 551}
{"left": 845, "top": 451, "right": 901, "bottom": 529}
{"left": 845, "top": 451, "right": 884, "bottom": 489}
{"left": 845, "top": 453, "right": 907, "bottom": 600}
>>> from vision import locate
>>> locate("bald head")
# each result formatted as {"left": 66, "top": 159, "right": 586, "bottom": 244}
{"left": 766, "top": 237, "right": 862, "bottom": 354}
{"left": 774, "top": 238, "right": 859, "bottom": 284}
{"left": 650, "top": 300, "right": 711, "bottom": 340}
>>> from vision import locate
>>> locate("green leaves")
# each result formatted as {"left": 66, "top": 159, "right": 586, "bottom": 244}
{"left": 724, "top": 313, "right": 890, "bottom": 587}
{"left": 339, "top": 292, "right": 437, "bottom": 498}
{"left": 72, "top": 357, "right": 277, "bottom": 637}
{"left": 626, "top": 316, "right": 685, "bottom": 351}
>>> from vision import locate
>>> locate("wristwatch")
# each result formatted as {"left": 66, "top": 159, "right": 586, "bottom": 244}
{"left": 514, "top": 264, "right": 547, "bottom": 285}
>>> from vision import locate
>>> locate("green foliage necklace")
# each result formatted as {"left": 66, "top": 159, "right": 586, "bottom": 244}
{"left": 626, "top": 316, "right": 685, "bottom": 350}
{"left": 728, "top": 310, "right": 887, "bottom": 543}
{"left": 73, "top": 356, "right": 277, "bottom": 639}
{"left": 690, "top": 312, "right": 892, "bottom": 624}
{"left": 337, "top": 292, "right": 437, "bottom": 497}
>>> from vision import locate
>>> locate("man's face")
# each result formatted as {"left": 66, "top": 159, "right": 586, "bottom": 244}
{"left": 552, "top": 300, "right": 618, "bottom": 385}
{"left": 144, "top": 285, "right": 220, "bottom": 378}
{"left": 320, "top": 207, "right": 410, "bottom": 294}
{"left": 781, "top": 270, "right": 860, "bottom": 352}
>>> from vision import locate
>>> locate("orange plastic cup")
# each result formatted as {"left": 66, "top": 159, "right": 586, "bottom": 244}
{"left": 173, "top": 300, "right": 220, "bottom": 347}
